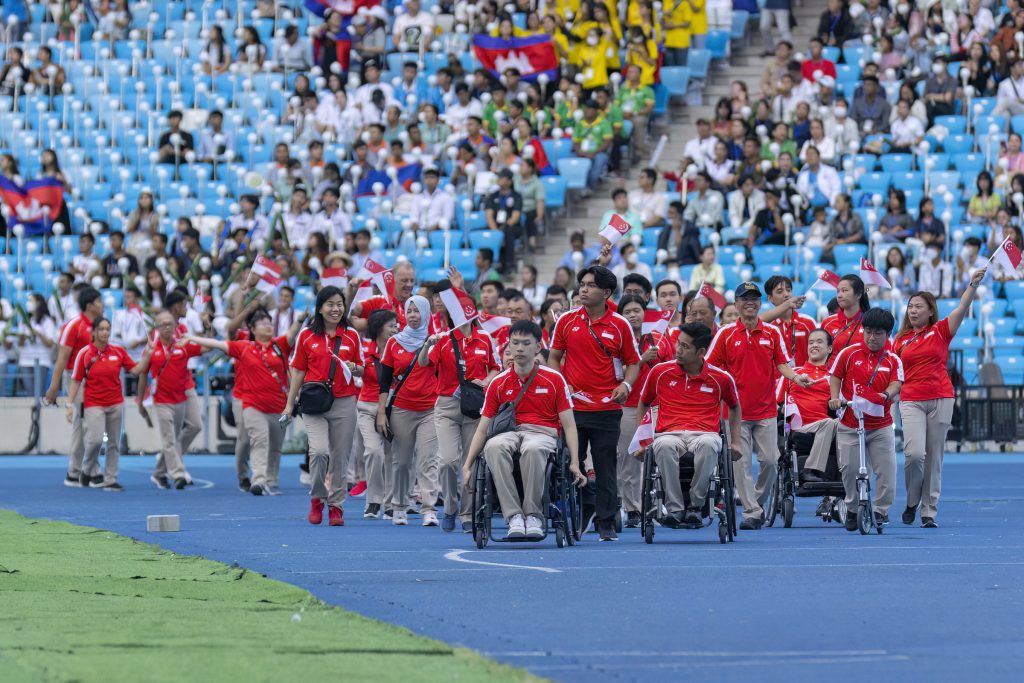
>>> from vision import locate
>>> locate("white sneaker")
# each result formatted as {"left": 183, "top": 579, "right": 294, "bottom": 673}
{"left": 422, "top": 511, "right": 439, "bottom": 527}
{"left": 506, "top": 514, "right": 526, "bottom": 539}
{"left": 392, "top": 510, "right": 408, "bottom": 526}
{"left": 299, "top": 469, "right": 311, "bottom": 486}
{"left": 525, "top": 515, "right": 544, "bottom": 539}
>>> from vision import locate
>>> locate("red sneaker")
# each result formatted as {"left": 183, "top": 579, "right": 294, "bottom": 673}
{"left": 328, "top": 505, "right": 344, "bottom": 526}
{"left": 349, "top": 480, "right": 367, "bottom": 497}
{"left": 308, "top": 498, "right": 324, "bottom": 525}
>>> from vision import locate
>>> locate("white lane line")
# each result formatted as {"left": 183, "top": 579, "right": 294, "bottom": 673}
{"left": 531, "top": 656, "right": 912, "bottom": 671}
{"left": 488, "top": 650, "right": 892, "bottom": 658}
{"left": 443, "top": 549, "right": 561, "bottom": 573}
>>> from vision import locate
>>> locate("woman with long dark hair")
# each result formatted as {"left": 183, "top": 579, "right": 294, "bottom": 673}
{"left": 357, "top": 309, "right": 399, "bottom": 519}
{"left": 284, "top": 286, "right": 362, "bottom": 526}
{"left": 16, "top": 292, "right": 57, "bottom": 396}
{"left": 821, "top": 274, "right": 871, "bottom": 354}
{"left": 894, "top": 268, "right": 986, "bottom": 528}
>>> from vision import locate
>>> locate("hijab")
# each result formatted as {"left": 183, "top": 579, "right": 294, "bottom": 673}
{"left": 392, "top": 295, "right": 430, "bottom": 352}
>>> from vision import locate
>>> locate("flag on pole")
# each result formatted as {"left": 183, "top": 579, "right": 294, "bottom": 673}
{"left": 628, "top": 408, "right": 656, "bottom": 453}
{"left": 471, "top": 34, "right": 559, "bottom": 81}
{"left": 641, "top": 309, "right": 674, "bottom": 335}
{"left": 860, "top": 258, "right": 891, "bottom": 289}
{"left": 320, "top": 267, "right": 349, "bottom": 289}
{"left": 251, "top": 255, "right": 282, "bottom": 293}
{"left": 697, "top": 281, "right": 727, "bottom": 311}
{"left": 356, "top": 258, "right": 393, "bottom": 296}
{"left": 784, "top": 394, "right": 803, "bottom": 429}
{"left": 438, "top": 287, "right": 479, "bottom": 328}
{"left": 349, "top": 280, "right": 373, "bottom": 313}
{"left": 478, "top": 313, "right": 511, "bottom": 336}
{"left": 992, "top": 236, "right": 1023, "bottom": 273}
{"left": 191, "top": 291, "right": 211, "bottom": 313}
{"left": 852, "top": 392, "right": 885, "bottom": 418}
{"left": 809, "top": 268, "right": 842, "bottom": 291}
{"left": 598, "top": 213, "right": 632, "bottom": 246}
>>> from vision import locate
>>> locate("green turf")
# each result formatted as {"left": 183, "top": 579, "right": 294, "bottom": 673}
{"left": 0, "top": 510, "right": 542, "bottom": 683}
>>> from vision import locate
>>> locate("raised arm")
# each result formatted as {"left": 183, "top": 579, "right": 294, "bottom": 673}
{"left": 948, "top": 267, "right": 987, "bottom": 336}
{"left": 187, "top": 335, "right": 231, "bottom": 354}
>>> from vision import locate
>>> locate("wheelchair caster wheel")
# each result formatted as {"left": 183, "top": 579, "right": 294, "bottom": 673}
{"left": 555, "top": 526, "right": 565, "bottom": 548}
{"left": 782, "top": 498, "right": 794, "bottom": 528}
{"left": 718, "top": 524, "right": 727, "bottom": 544}
{"left": 644, "top": 522, "right": 654, "bottom": 544}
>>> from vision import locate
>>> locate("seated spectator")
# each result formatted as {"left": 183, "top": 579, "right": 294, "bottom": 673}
{"left": 796, "top": 146, "right": 841, "bottom": 209}
{"left": 29, "top": 46, "right": 65, "bottom": 93}
{"left": 749, "top": 188, "right": 788, "bottom": 247}
{"left": 202, "top": 25, "right": 231, "bottom": 75}
{"left": 968, "top": 171, "right": 1002, "bottom": 223}
{"left": 688, "top": 245, "right": 726, "bottom": 293}
{"left": 884, "top": 246, "right": 917, "bottom": 292}
{"left": 824, "top": 193, "right": 866, "bottom": 260}
{"left": 706, "top": 140, "right": 737, "bottom": 190}
{"left": 157, "top": 110, "right": 194, "bottom": 165}
{"left": 924, "top": 54, "right": 958, "bottom": 126}
{"left": 801, "top": 37, "right": 836, "bottom": 84}
{"left": 661, "top": 200, "right": 703, "bottom": 265}
{"left": 918, "top": 244, "right": 955, "bottom": 299}
{"left": 728, "top": 175, "right": 765, "bottom": 231}
{"left": 889, "top": 100, "right": 925, "bottom": 154}
{"left": 799, "top": 119, "right": 836, "bottom": 165}
{"left": 235, "top": 26, "right": 267, "bottom": 75}
{"left": 613, "top": 243, "right": 653, "bottom": 288}
{"left": 628, "top": 168, "right": 667, "bottom": 228}
{"left": 852, "top": 76, "right": 891, "bottom": 135}
{"left": 197, "top": 110, "right": 236, "bottom": 164}
{"left": 911, "top": 197, "right": 946, "bottom": 249}
{"left": 682, "top": 171, "right": 726, "bottom": 229}
{"left": 600, "top": 189, "right": 643, "bottom": 240}
{"left": 878, "top": 189, "right": 914, "bottom": 242}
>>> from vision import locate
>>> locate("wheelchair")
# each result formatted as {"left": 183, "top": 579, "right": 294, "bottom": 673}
{"left": 471, "top": 435, "right": 582, "bottom": 549}
{"left": 639, "top": 424, "right": 738, "bottom": 544}
{"left": 765, "top": 424, "right": 847, "bottom": 528}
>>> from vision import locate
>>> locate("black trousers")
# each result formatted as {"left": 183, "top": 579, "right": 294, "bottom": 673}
{"left": 575, "top": 409, "right": 622, "bottom": 525}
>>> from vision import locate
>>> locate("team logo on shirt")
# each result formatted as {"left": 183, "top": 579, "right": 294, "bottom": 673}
{"left": 311, "top": 342, "right": 320, "bottom": 350}
{"left": 669, "top": 380, "right": 678, "bottom": 387}
{"left": 571, "top": 326, "right": 580, "bottom": 332}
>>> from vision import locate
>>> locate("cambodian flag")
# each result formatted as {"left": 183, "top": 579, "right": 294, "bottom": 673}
{"left": 0, "top": 175, "right": 65, "bottom": 235}
{"left": 356, "top": 164, "right": 423, "bottom": 196}
{"left": 313, "top": 26, "right": 353, "bottom": 72}
{"left": 471, "top": 34, "right": 558, "bottom": 81}
{"left": 525, "top": 138, "right": 555, "bottom": 176}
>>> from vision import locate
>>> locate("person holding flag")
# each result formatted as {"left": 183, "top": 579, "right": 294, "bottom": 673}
{"left": 636, "top": 322, "right": 743, "bottom": 529}
{"left": 821, "top": 273, "right": 872, "bottom": 354}
{"left": 419, "top": 281, "right": 501, "bottom": 532}
{"left": 284, "top": 286, "right": 363, "bottom": 527}
{"left": 894, "top": 268, "right": 987, "bottom": 528}
{"left": 828, "top": 308, "right": 904, "bottom": 531}
{"left": 350, "top": 260, "right": 416, "bottom": 330}
{"left": 759, "top": 275, "right": 817, "bottom": 367}
{"left": 777, "top": 329, "right": 838, "bottom": 487}
{"left": 616, "top": 294, "right": 674, "bottom": 528}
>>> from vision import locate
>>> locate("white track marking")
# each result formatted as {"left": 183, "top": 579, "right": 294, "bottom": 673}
{"left": 443, "top": 549, "right": 561, "bottom": 573}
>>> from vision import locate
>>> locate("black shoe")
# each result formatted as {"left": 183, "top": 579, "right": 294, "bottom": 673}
{"left": 64, "top": 474, "right": 82, "bottom": 488}
{"left": 661, "top": 512, "right": 683, "bottom": 529}
{"left": 739, "top": 517, "right": 763, "bottom": 531}
{"left": 238, "top": 477, "right": 251, "bottom": 493}
{"left": 683, "top": 508, "right": 703, "bottom": 527}
{"left": 90, "top": 474, "right": 105, "bottom": 487}
{"left": 874, "top": 512, "right": 889, "bottom": 525}
{"left": 249, "top": 483, "right": 264, "bottom": 496}
{"left": 624, "top": 511, "right": 641, "bottom": 528}
{"left": 364, "top": 503, "right": 381, "bottom": 519}
{"left": 174, "top": 478, "right": 188, "bottom": 490}
{"left": 150, "top": 475, "right": 171, "bottom": 490}
{"left": 902, "top": 505, "right": 917, "bottom": 525}
{"left": 383, "top": 508, "right": 394, "bottom": 519}
{"left": 844, "top": 512, "right": 858, "bottom": 532}
{"left": 598, "top": 523, "right": 618, "bottom": 541}
{"left": 921, "top": 516, "right": 938, "bottom": 528}
{"left": 79, "top": 473, "right": 91, "bottom": 488}
{"left": 102, "top": 482, "right": 124, "bottom": 492}
{"left": 815, "top": 497, "right": 831, "bottom": 518}
{"left": 801, "top": 469, "right": 825, "bottom": 483}
{"left": 582, "top": 505, "right": 597, "bottom": 534}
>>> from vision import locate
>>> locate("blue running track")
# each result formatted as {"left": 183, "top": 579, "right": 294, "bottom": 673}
{"left": 2, "top": 453, "right": 1023, "bottom": 682}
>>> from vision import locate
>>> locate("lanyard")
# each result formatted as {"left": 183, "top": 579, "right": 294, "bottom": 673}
{"left": 835, "top": 313, "right": 862, "bottom": 350}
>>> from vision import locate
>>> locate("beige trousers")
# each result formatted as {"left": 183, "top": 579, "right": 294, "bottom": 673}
{"left": 483, "top": 425, "right": 557, "bottom": 521}
{"left": 154, "top": 401, "right": 188, "bottom": 480}
{"left": 795, "top": 418, "right": 839, "bottom": 472}
{"left": 67, "top": 389, "right": 97, "bottom": 478}
{"left": 837, "top": 424, "right": 897, "bottom": 516}
{"left": 357, "top": 400, "right": 391, "bottom": 506}
{"left": 616, "top": 406, "right": 642, "bottom": 513}
{"left": 434, "top": 395, "right": 479, "bottom": 521}
{"left": 389, "top": 406, "right": 439, "bottom": 512}
{"left": 233, "top": 397, "right": 251, "bottom": 480}
{"left": 652, "top": 431, "right": 722, "bottom": 513}
{"left": 303, "top": 395, "right": 357, "bottom": 506}
{"left": 737, "top": 417, "right": 781, "bottom": 521}
{"left": 243, "top": 407, "right": 284, "bottom": 488}
{"left": 900, "top": 398, "right": 955, "bottom": 518}
{"left": 82, "top": 404, "right": 123, "bottom": 483}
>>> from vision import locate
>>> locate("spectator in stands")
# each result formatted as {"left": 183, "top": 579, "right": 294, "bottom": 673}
{"left": 799, "top": 119, "right": 835, "bottom": 165}
{"left": 197, "top": 110, "right": 236, "bottom": 164}
{"left": 515, "top": 159, "right": 545, "bottom": 253}
{"left": 855, "top": 0, "right": 890, "bottom": 35}
{"left": 309, "top": 185, "right": 350, "bottom": 246}
{"left": 806, "top": 205, "right": 831, "bottom": 247}
{"left": 968, "top": 171, "right": 1002, "bottom": 223}
{"left": 40, "top": 148, "right": 70, "bottom": 195}
{"left": 445, "top": 83, "right": 482, "bottom": 138}
{"left": 956, "top": 237, "right": 989, "bottom": 293}
{"left": 911, "top": 197, "right": 946, "bottom": 250}
{"left": 473, "top": 249, "right": 502, "bottom": 290}
{"left": 1001, "top": 133, "right": 1024, "bottom": 175}
{"left": 884, "top": 247, "right": 917, "bottom": 292}
{"left": 683, "top": 171, "right": 725, "bottom": 229}
{"left": 144, "top": 268, "right": 171, "bottom": 311}
{"left": 707, "top": 140, "right": 737, "bottom": 190}
{"left": 628, "top": 168, "right": 666, "bottom": 228}
{"left": 889, "top": 100, "right": 926, "bottom": 154}
{"left": 760, "top": 0, "right": 793, "bottom": 56}
{"left": 71, "top": 233, "right": 101, "bottom": 283}
{"left": 918, "top": 244, "right": 955, "bottom": 299}
{"left": 852, "top": 76, "right": 891, "bottom": 135}
{"left": 683, "top": 118, "right": 717, "bottom": 170}
{"left": 572, "top": 99, "right": 613, "bottom": 195}
{"left": 409, "top": 166, "right": 454, "bottom": 233}
{"left": 749, "top": 189, "right": 787, "bottom": 247}
{"left": 0, "top": 46, "right": 27, "bottom": 96}
{"left": 618, "top": 63, "right": 655, "bottom": 164}
{"left": 801, "top": 37, "right": 836, "bottom": 85}
{"left": 29, "top": 45, "right": 64, "bottom": 93}
{"left": 484, "top": 169, "right": 523, "bottom": 274}
{"left": 220, "top": 195, "right": 269, "bottom": 249}
{"left": 202, "top": 25, "right": 231, "bottom": 75}
{"left": 879, "top": 189, "right": 913, "bottom": 242}
{"left": 689, "top": 245, "right": 725, "bottom": 293}
{"left": 825, "top": 98, "right": 860, "bottom": 152}
{"left": 235, "top": 26, "right": 267, "bottom": 75}
{"left": 760, "top": 40, "right": 792, "bottom": 98}
{"left": 392, "top": 0, "right": 435, "bottom": 50}
{"left": 613, "top": 243, "right": 653, "bottom": 288}
{"left": 924, "top": 55, "right": 958, "bottom": 126}
{"left": 281, "top": 186, "right": 313, "bottom": 247}
{"left": 274, "top": 25, "right": 311, "bottom": 72}
{"left": 797, "top": 146, "right": 841, "bottom": 210}
{"left": 824, "top": 193, "right": 866, "bottom": 261}
{"left": 102, "top": 231, "right": 139, "bottom": 289}
{"left": 728, "top": 175, "right": 765, "bottom": 232}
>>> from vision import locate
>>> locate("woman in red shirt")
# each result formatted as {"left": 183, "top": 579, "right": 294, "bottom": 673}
{"left": 376, "top": 295, "right": 439, "bottom": 527}
{"left": 894, "top": 268, "right": 986, "bottom": 529}
{"left": 418, "top": 281, "right": 501, "bottom": 533}
{"left": 821, "top": 274, "right": 872, "bottom": 354}
{"left": 778, "top": 329, "right": 837, "bottom": 483}
{"left": 616, "top": 294, "right": 673, "bottom": 528}
{"left": 188, "top": 308, "right": 303, "bottom": 497}
{"left": 65, "top": 318, "right": 152, "bottom": 490}
{"left": 284, "top": 286, "right": 363, "bottom": 527}
{"left": 357, "top": 309, "right": 399, "bottom": 520}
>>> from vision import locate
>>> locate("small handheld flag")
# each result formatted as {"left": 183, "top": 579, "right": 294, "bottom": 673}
{"left": 598, "top": 214, "right": 632, "bottom": 246}
{"left": 859, "top": 258, "right": 891, "bottom": 289}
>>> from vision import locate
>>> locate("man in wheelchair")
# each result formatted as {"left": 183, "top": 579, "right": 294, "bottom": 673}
{"left": 635, "top": 323, "right": 743, "bottom": 528}
{"left": 463, "top": 321, "right": 585, "bottom": 540}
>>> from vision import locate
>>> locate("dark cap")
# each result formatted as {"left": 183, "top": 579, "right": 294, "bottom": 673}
{"left": 497, "top": 168, "right": 515, "bottom": 180}
{"left": 583, "top": 98, "right": 600, "bottom": 109}
{"left": 734, "top": 281, "right": 762, "bottom": 299}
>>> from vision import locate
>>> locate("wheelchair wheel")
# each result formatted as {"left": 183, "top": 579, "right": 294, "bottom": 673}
{"left": 723, "top": 451, "right": 737, "bottom": 540}
{"left": 644, "top": 519, "right": 654, "bottom": 544}
{"left": 473, "top": 459, "right": 491, "bottom": 549}
{"left": 857, "top": 502, "right": 872, "bottom": 536}
{"left": 764, "top": 472, "right": 780, "bottom": 528}
{"left": 718, "top": 523, "right": 727, "bottom": 544}
{"left": 555, "top": 525, "right": 565, "bottom": 548}
{"left": 782, "top": 497, "right": 794, "bottom": 528}
{"left": 614, "top": 510, "right": 622, "bottom": 533}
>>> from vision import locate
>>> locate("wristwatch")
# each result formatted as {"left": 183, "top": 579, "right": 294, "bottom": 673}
{"left": 621, "top": 381, "right": 632, "bottom": 393}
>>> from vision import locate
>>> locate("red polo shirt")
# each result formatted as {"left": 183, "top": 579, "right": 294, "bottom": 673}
{"left": 626, "top": 331, "right": 674, "bottom": 408}
{"left": 893, "top": 318, "right": 955, "bottom": 402}
{"left": 147, "top": 340, "right": 202, "bottom": 404}
{"left": 550, "top": 306, "right": 641, "bottom": 411}
{"left": 482, "top": 365, "right": 573, "bottom": 429}
{"left": 822, "top": 310, "right": 864, "bottom": 354}
{"left": 150, "top": 320, "right": 197, "bottom": 390}
{"left": 800, "top": 59, "right": 836, "bottom": 83}
{"left": 59, "top": 313, "right": 94, "bottom": 375}
{"left": 829, "top": 343, "right": 904, "bottom": 430}
{"left": 776, "top": 363, "right": 831, "bottom": 425}
{"left": 72, "top": 343, "right": 134, "bottom": 408}
{"left": 359, "top": 295, "right": 407, "bottom": 328}
{"left": 427, "top": 328, "right": 500, "bottom": 397}
{"left": 706, "top": 320, "right": 790, "bottom": 421}
{"left": 381, "top": 337, "right": 436, "bottom": 411}
{"left": 770, "top": 312, "right": 817, "bottom": 368}
{"left": 359, "top": 339, "right": 383, "bottom": 403}
{"left": 639, "top": 360, "right": 739, "bottom": 433}
{"left": 228, "top": 335, "right": 292, "bottom": 413}
{"left": 290, "top": 327, "right": 362, "bottom": 398}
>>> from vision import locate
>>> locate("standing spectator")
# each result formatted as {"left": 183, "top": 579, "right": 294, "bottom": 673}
{"left": 818, "top": 0, "right": 855, "bottom": 47}
{"left": 628, "top": 168, "right": 667, "bottom": 228}
{"left": 515, "top": 159, "right": 545, "bottom": 253}
{"left": 571, "top": 99, "right": 613, "bottom": 196}
{"left": 760, "top": 0, "right": 793, "bottom": 56}
{"left": 484, "top": 169, "right": 523, "bottom": 275}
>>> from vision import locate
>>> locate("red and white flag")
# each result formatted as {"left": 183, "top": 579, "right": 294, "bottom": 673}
{"left": 784, "top": 394, "right": 803, "bottom": 429}
{"left": 356, "top": 258, "right": 393, "bottom": 295}
{"left": 628, "top": 408, "right": 655, "bottom": 453}
{"left": 320, "top": 267, "right": 348, "bottom": 289}
{"left": 438, "top": 287, "right": 479, "bottom": 328}
{"left": 992, "top": 236, "right": 1023, "bottom": 273}
{"left": 191, "top": 291, "right": 210, "bottom": 313}
{"left": 697, "top": 281, "right": 727, "bottom": 311}
{"left": 852, "top": 392, "right": 885, "bottom": 418}
{"left": 478, "top": 312, "right": 511, "bottom": 336}
{"left": 860, "top": 258, "right": 891, "bottom": 289}
{"left": 641, "top": 309, "right": 674, "bottom": 335}
{"left": 598, "top": 213, "right": 632, "bottom": 246}
{"left": 348, "top": 280, "right": 374, "bottom": 314}
{"left": 809, "top": 268, "right": 842, "bottom": 291}
{"left": 251, "top": 255, "right": 282, "bottom": 293}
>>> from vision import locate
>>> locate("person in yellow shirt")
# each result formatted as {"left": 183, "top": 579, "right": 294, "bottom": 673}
{"left": 569, "top": 27, "right": 611, "bottom": 92}
{"left": 663, "top": 0, "right": 693, "bottom": 66}
{"left": 542, "top": 13, "right": 571, "bottom": 62}
{"left": 686, "top": 0, "right": 708, "bottom": 50}
{"left": 624, "top": 25, "right": 659, "bottom": 87}
{"left": 592, "top": 2, "right": 623, "bottom": 71}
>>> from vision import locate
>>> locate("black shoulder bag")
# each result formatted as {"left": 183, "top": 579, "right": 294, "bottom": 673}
{"left": 451, "top": 331, "right": 485, "bottom": 419}
{"left": 486, "top": 365, "right": 539, "bottom": 439}
{"left": 383, "top": 346, "right": 424, "bottom": 442}
{"left": 297, "top": 336, "right": 342, "bottom": 415}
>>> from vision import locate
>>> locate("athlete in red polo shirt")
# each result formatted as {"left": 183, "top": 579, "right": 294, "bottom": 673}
{"left": 45, "top": 287, "right": 105, "bottom": 487}
{"left": 684, "top": 294, "right": 719, "bottom": 336}
{"left": 654, "top": 279, "right": 684, "bottom": 345}
{"left": 761, "top": 275, "right": 817, "bottom": 367}
{"left": 349, "top": 261, "right": 417, "bottom": 331}
{"left": 548, "top": 265, "right": 640, "bottom": 541}
{"left": 637, "top": 322, "right": 742, "bottom": 528}
{"left": 821, "top": 274, "right": 872, "bottom": 354}
{"left": 463, "top": 321, "right": 584, "bottom": 540}
{"left": 706, "top": 282, "right": 813, "bottom": 529}
{"left": 829, "top": 308, "right": 904, "bottom": 531}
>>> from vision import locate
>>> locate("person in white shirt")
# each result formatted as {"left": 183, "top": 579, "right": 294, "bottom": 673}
{"left": 993, "top": 59, "right": 1024, "bottom": 119}
{"left": 282, "top": 186, "right": 313, "bottom": 248}
{"left": 272, "top": 285, "right": 299, "bottom": 337}
{"left": 309, "top": 188, "right": 351, "bottom": 248}
{"left": 824, "top": 99, "right": 860, "bottom": 151}
{"left": 917, "top": 245, "right": 954, "bottom": 299}
{"left": 111, "top": 288, "right": 150, "bottom": 361}
{"left": 316, "top": 90, "right": 362, "bottom": 144}
{"left": 16, "top": 293, "right": 57, "bottom": 396}
{"left": 799, "top": 119, "right": 836, "bottom": 165}
{"left": 770, "top": 73, "right": 800, "bottom": 124}
{"left": 627, "top": 168, "right": 667, "bottom": 228}
{"left": 969, "top": 0, "right": 995, "bottom": 37}
{"left": 223, "top": 195, "right": 271, "bottom": 246}
{"left": 410, "top": 167, "right": 455, "bottom": 231}
{"left": 683, "top": 171, "right": 726, "bottom": 228}
{"left": 273, "top": 25, "right": 311, "bottom": 72}
{"left": 706, "top": 140, "right": 737, "bottom": 189}
{"left": 196, "top": 110, "right": 236, "bottom": 164}
{"left": 354, "top": 59, "right": 396, "bottom": 110}
{"left": 727, "top": 175, "right": 766, "bottom": 230}
{"left": 796, "top": 146, "right": 841, "bottom": 209}
{"left": 612, "top": 243, "right": 653, "bottom": 287}
{"left": 49, "top": 273, "right": 80, "bottom": 327}
{"left": 683, "top": 118, "right": 718, "bottom": 169}
{"left": 443, "top": 83, "right": 483, "bottom": 138}
{"left": 889, "top": 99, "right": 925, "bottom": 153}
{"left": 71, "top": 233, "right": 102, "bottom": 284}
{"left": 391, "top": 0, "right": 435, "bottom": 51}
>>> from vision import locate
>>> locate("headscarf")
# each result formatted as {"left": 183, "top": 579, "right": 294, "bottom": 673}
{"left": 392, "top": 295, "right": 430, "bottom": 352}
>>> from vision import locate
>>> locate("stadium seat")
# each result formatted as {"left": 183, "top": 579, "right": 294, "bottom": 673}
{"left": 706, "top": 30, "right": 730, "bottom": 60}
{"left": 557, "top": 158, "right": 591, "bottom": 191}
{"left": 660, "top": 67, "right": 691, "bottom": 98}
{"left": 686, "top": 49, "right": 711, "bottom": 80}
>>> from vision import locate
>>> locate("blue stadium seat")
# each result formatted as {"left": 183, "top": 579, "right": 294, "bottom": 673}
{"left": 955, "top": 153, "right": 986, "bottom": 176}
{"left": 857, "top": 172, "right": 890, "bottom": 194}
{"left": 448, "top": 249, "right": 477, "bottom": 280}
{"left": 642, "top": 227, "right": 662, "bottom": 246}
{"left": 942, "top": 135, "right": 973, "bottom": 156}
{"left": 832, "top": 244, "right": 868, "bottom": 262}
{"left": 729, "top": 10, "right": 749, "bottom": 41}
{"left": 706, "top": 30, "right": 730, "bottom": 60}
{"left": 930, "top": 171, "right": 961, "bottom": 192}
{"left": 752, "top": 245, "right": 786, "bottom": 264}
{"left": 934, "top": 115, "right": 967, "bottom": 135}
{"left": 660, "top": 67, "right": 691, "bottom": 98}
{"left": 557, "top": 158, "right": 592, "bottom": 191}
{"left": 467, "top": 230, "right": 504, "bottom": 254}
{"left": 879, "top": 154, "right": 913, "bottom": 174}
{"left": 891, "top": 172, "right": 924, "bottom": 192}
{"left": 541, "top": 176, "right": 567, "bottom": 212}
{"left": 686, "top": 49, "right": 711, "bottom": 80}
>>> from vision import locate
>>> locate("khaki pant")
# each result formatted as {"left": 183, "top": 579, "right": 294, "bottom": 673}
{"left": 795, "top": 418, "right": 839, "bottom": 473}
{"left": 434, "top": 395, "right": 479, "bottom": 521}
{"left": 652, "top": 431, "right": 722, "bottom": 513}
{"left": 154, "top": 401, "right": 188, "bottom": 480}
{"left": 357, "top": 401, "right": 391, "bottom": 506}
{"left": 243, "top": 407, "right": 284, "bottom": 488}
{"left": 483, "top": 425, "right": 556, "bottom": 521}
{"left": 82, "top": 404, "right": 123, "bottom": 483}
{"left": 900, "top": 398, "right": 954, "bottom": 518}
{"left": 155, "top": 389, "right": 200, "bottom": 478}
{"left": 347, "top": 421, "right": 365, "bottom": 483}
{"left": 67, "top": 389, "right": 98, "bottom": 478}
{"left": 303, "top": 395, "right": 357, "bottom": 506}
{"left": 630, "top": 113, "right": 650, "bottom": 162}
{"left": 233, "top": 397, "right": 250, "bottom": 480}
{"left": 389, "top": 406, "right": 439, "bottom": 513}
{"left": 616, "top": 406, "right": 642, "bottom": 513}
{"left": 737, "top": 417, "right": 780, "bottom": 521}
{"left": 837, "top": 424, "right": 896, "bottom": 516}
